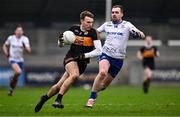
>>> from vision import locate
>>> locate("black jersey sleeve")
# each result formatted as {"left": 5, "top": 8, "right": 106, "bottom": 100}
{"left": 140, "top": 46, "right": 145, "bottom": 53}
{"left": 91, "top": 28, "right": 98, "bottom": 41}
{"left": 68, "top": 26, "right": 76, "bottom": 32}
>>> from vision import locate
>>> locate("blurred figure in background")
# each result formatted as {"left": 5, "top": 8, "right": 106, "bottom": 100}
{"left": 2, "top": 25, "right": 31, "bottom": 96}
{"left": 34, "top": 10, "right": 102, "bottom": 112}
{"left": 137, "top": 35, "right": 160, "bottom": 93}
{"left": 85, "top": 5, "right": 145, "bottom": 108}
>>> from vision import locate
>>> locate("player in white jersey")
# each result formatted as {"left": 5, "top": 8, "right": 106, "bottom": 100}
{"left": 86, "top": 5, "right": 145, "bottom": 108}
{"left": 2, "top": 25, "right": 31, "bottom": 96}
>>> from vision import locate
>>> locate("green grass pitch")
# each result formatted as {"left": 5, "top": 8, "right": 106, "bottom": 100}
{"left": 0, "top": 85, "right": 180, "bottom": 116}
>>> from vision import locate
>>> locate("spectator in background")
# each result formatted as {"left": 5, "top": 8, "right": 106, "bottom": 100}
{"left": 137, "top": 35, "right": 160, "bottom": 93}
{"left": 2, "top": 25, "right": 31, "bottom": 96}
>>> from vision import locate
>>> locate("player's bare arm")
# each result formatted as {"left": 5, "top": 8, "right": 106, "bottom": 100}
{"left": 2, "top": 43, "right": 9, "bottom": 57}
{"left": 137, "top": 51, "right": 143, "bottom": 60}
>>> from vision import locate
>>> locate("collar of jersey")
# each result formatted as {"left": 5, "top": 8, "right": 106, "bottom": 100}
{"left": 112, "top": 20, "right": 123, "bottom": 24}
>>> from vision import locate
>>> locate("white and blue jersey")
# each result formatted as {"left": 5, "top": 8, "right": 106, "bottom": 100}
{"left": 5, "top": 35, "right": 30, "bottom": 63}
{"left": 97, "top": 20, "right": 138, "bottom": 59}
{"left": 97, "top": 20, "right": 138, "bottom": 78}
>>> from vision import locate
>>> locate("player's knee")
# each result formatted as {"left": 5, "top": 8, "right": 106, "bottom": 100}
{"left": 15, "top": 69, "right": 22, "bottom": 75}
{"left": 145, "top": 72, "right": 152, "bottom": 78}
{"left": 99, "top": 70, "right": 107, "bottom": 77}
{"left": 70, "top": 73, "right": 79, "bottom": 80}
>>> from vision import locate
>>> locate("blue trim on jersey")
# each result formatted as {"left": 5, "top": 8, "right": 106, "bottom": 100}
{"left": 9, "top": 61, "right": 24, "bottom": 69}
{"left": 99, "top": 53, "right": 123, "bottom": 78}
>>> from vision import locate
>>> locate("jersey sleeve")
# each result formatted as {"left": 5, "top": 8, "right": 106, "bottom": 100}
{"left": 23, "top": 37, "right": 30, "bottom": 48}
{"left": 153, "top": 46, "right": 157, "bottom": 51}
{"left": 140, "top": 46, "right": 145, "bottom": 53}
{"left": 97, "top": 22, "right": 106, "bottom": 32}
{"left": 91, "top": 29, "right": 98, "bottom": 41}
{"left": 127, "top": 22, "right": 138, "bottom": 33}
{"left": 68, "top": 26, "right": 76, "bottom": 32}
{"left": 5, "top": 36, "right": 12, "bottom": 45}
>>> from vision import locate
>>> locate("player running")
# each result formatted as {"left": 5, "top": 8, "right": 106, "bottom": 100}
{"left": 137, "top": 35, "right": 160, "bottom": 93}
{"left": 2, "top": 25, "right": 31, "bottom": 96}
{"left": 85, "top": 5, "right": 145, "bottom": 108}
{"left": 34, "top": 10, "right": 102, "bottom": 112}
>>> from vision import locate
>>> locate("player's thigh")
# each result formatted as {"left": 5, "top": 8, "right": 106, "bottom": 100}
{"left": 11, "top": 63, "right": 22, "bottom": 74}
{"left": 144, "top": 67, "right": 153, "bottom": 78}
{"left": 65, "top": 61, "right": 80, "bottom": 76}
{"left": 99, "top": 59, "right": 110, "bottom": 73}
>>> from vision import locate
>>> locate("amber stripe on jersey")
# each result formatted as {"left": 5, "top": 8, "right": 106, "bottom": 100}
{"left": 74, "top": 36, "right": 94, "bottom": 46}
{"left": 143, "top": 50, "right": 155, "bottom": 58}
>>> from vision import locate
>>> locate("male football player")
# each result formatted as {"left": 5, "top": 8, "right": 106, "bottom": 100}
{"left": 137, "top": 35, "right": 159, "bottom": 93}
{"left": 35, "top": 10, "right": 102, "bottom": 112}
{"left": 2, "top": 25, "right": 31, "bottom": 96}
{"left": 86, "top": 5, "right": 145, "bottom": 108}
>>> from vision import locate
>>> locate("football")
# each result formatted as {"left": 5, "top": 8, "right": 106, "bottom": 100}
{"left": 63, "top": 31, "right": 76, "bottom": 44}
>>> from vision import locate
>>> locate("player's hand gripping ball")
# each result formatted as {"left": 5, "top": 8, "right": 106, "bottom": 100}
{"left": 63, "top": 31, "right": 76, "bottom": 44}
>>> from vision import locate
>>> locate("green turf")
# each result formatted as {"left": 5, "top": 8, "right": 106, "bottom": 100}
{"left": 0, "top": 85, "right": 180, "bottom": 116}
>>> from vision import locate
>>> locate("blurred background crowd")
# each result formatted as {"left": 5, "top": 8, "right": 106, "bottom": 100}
{"left": 0, "top": 0, "right": 180, "bottom": 87}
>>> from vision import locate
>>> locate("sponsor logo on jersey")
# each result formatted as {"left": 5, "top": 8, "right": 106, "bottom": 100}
{"left": 106, "top": 31, "right": 123, "bottom": 36}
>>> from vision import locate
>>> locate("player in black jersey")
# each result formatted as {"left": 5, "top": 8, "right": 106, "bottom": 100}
{"left": 35, "top": 10, "right": 102, "bottom": 112}
{"left": 137, "top": 35, "right": 160, "bottom": 93}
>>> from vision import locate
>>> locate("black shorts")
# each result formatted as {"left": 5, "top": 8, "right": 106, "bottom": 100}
{"left": 143, "top": 62, "right": 155, "bottom": 70}
{"left": 63, "top": 51, "right": 88, "bottom": 75}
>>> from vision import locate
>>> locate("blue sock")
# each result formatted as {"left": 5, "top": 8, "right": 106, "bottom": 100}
{"left": 89, "top": 91, "right": 97, "bottom": 99}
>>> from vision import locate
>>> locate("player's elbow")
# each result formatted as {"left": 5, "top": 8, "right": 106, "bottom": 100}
{"left": 2, "top": 44, "right": 6, "bottom": 50}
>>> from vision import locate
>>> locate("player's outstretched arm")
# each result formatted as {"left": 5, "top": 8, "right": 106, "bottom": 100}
{"left": 74, "top": 39, "right": 102, "bottom": 60}
{"left": 84, "top": 39, "right": 102, "bottom": 58}
{"left": 131, "top": 29, "right": 145, "bottom": 39}
{"left": 83, "top": 31, "right": 102, "bottom": 58}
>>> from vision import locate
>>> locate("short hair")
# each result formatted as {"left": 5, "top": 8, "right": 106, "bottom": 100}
{"left": 112, "top": 5, "right": 124, "bottom": 13}
{"left": 15, "top": 24, "right": 23, "bottom": 30}
{"left": 80, "top": 10, "right": 94, "bottom": 20}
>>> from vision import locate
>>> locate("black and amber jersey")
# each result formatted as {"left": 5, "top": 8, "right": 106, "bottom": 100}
{"left": 68, "top": 25, "right": 98, "bottom": 54}
{"left": 140, "top": 46, "right": 158, "bottom": 69}
{"left": 64, "top": 25, "right": 98, "bottom": 65}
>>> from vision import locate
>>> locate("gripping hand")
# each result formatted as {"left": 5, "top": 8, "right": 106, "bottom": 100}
{"left": 132, "top": 30, "right": 141, "bottom": 39}
{"left": 58, "top": 34, "right": 65, "bottom": 47}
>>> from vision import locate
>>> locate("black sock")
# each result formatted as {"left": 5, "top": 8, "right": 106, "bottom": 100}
{"left": 143, "top": 79, "right": 151, "bottom": 93}
{"left": 44, "top": 94, "right": 50, "bottom": 100}
{"left": 40, "top": 94, "right": 49, "bottom": 103}
{"left": 143, "top": 81, "right": 148, "bottom": 93}
{"left": 55, "top": 94, "right": 63, "bottom": 103}
{"left": 146, "top": 78, "right": 151, "bottom": 88}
